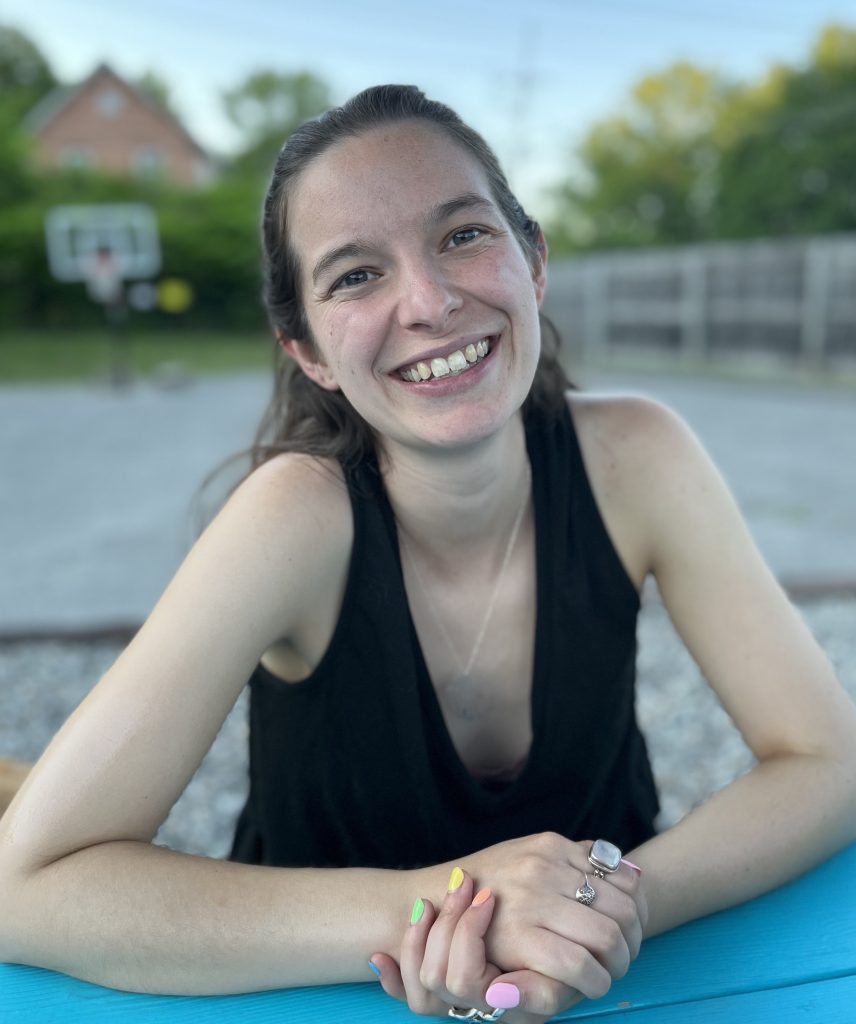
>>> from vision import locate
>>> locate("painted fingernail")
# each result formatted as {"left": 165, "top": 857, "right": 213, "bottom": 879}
{"left": 448, "top": 866, "right": 465, "bottom": 892}
{"left": 368, "top": 960, "right": 382, "bottom": 980}
{"left": 472, "top": 887, "right": 492, "bottom": 906}
{"left": 621, "top": 858, "right": 643, "bottom": 875}
{"left": 486, "top": 982, "right": 521, "bottom": 1009}
{"left": 410, "top": 897, "right": 425, "bottom": 925}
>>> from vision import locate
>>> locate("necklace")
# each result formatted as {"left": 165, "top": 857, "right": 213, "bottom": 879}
{"left": 401, "top": 467, "right": 531, "bottom": 679}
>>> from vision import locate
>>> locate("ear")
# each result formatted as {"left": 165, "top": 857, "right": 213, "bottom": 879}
{"left": 533, "top": 231, "right": 549, "bottom": 308}
{"left": 277, "top": 331, "right": 340, "bottom": 392}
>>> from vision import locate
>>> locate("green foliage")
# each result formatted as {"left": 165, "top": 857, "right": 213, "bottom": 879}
{"left": 222, "top": 69, "right": 331, "bottom": 181}
{"left": 547, "top": 23, "right": 856, "bottom": 252}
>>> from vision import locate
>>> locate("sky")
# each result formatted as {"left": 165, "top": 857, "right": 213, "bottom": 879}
{"left": 4, "top": 0, "right": 855, "bottom": 212}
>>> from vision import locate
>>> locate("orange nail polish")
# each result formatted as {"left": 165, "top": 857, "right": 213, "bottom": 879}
{"left": 472, "top": 887, "right": 492, "bottom": 906}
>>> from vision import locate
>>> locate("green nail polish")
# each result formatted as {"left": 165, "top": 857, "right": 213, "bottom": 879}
{"left": 410, "top": 897, "right": 425, "bottom": 924}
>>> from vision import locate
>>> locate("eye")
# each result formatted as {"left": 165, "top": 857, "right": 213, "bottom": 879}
{"left": 447, "top": 226, "right": 487, "bottom": 248}
{"left": 333, "top": 268, "right": 378, "bottom": 291}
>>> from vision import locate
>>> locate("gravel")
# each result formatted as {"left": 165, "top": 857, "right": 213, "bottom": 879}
{"left": 1, "top": 594, "right": 854, "bottom": 854}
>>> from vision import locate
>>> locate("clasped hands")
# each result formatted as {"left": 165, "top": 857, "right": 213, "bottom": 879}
{"left": 370, "top": 833, "right": 646, "bottom": 1023}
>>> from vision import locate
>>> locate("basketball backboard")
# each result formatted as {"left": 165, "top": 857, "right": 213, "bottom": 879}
{"left": 44, "top": 203, "right": 161, "bottom": 283}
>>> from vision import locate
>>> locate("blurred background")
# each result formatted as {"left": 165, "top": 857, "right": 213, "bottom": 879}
{"left": 1, "top": 1, "right": 854, "bottom": 850}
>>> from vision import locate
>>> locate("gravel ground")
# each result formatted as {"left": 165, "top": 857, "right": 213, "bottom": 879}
{"left": 1, "top": 594, "right": 854, "bottom": 855}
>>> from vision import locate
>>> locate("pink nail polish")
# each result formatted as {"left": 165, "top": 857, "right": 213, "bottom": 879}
{"left": 486, "top": 982, "right": 521, "bottom": 1009}
{"left": 621, "top": 858, "right": 643, "bottom": 875}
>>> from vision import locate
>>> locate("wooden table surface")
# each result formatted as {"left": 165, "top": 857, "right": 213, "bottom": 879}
{"left": 3, "top": 842, "right": 855, "bottom": 1023}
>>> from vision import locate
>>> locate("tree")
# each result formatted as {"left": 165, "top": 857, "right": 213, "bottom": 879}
{"left": 0, "top": 24, "right": 56, "bottom": 119}
{"left": 135, "top": 70, "right": 174, "bottom": 115}
{"left": 712, "top": 24, "right": 856, "bottom": 238}
{"left": 548, "top": 63, "right": 737, "bottom": 251}
{"left": 0, "top": 25, "right": 57, "bottom": 204}
{"left": 222, "top": 70, "right": 331, "bottom": 178}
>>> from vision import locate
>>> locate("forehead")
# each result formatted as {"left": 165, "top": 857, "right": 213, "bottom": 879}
{"left": 287, "top": 122, "right": 497, "bottom": 262}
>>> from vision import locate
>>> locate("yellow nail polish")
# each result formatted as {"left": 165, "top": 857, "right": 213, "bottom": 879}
{"left": 448, "top": 866, "right": 465, "bottom": 892}
{"left": 410, "top": 897, "right": 425, "bottom": 925}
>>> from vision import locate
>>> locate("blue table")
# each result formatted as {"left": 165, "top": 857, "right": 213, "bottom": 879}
{"left": 3, "top": 843, "right": 855, "bottom": 1022}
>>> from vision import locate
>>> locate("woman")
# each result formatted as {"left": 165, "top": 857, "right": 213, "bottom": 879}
{"left": 1, "top": 85, "right": 855, "bottom": 1023}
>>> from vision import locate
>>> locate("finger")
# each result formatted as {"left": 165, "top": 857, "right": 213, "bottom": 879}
{"left": 368, "top": 953, "right": 406, "bottom": 1002}
{"left": 399, "top": 897, "right": 447, "bottom": 1016}
{"left": 444, "top": 886, "right": 502, "bottom": 999}
{"left": 420, "top": 867, "right": 476, "bottom": 994}
{"left": 526, "top": 932, "right": 614, "bottom": 1002}
{"left": 485, "top": 970, "right": 585, "bottom": 1022}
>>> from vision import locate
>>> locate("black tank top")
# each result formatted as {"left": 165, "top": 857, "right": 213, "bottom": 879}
{"left": 230, "top": 403, "right": 659, "bottom": 868}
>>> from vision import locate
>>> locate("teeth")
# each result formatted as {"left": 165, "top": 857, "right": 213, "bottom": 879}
{"left": 400, "top": 337, "right": 492, "bottom": 383}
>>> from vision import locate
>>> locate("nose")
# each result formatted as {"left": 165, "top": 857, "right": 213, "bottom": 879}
{"left": 395, "top": 256, "right": 462, "bottom": 332}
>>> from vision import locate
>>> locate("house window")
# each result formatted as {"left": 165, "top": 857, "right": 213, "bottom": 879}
{"left": 59, "top": 145, "right": 95, "bottom": 170}
{"left": 96, "top": 88, "right": 125, "bottom": 119}
{"left": 132, "top": 145, "right": 166, "bottom": 178}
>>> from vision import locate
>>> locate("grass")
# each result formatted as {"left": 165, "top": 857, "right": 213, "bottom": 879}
{"left": 0, "top": 329, "right": 275, "bottom": 382}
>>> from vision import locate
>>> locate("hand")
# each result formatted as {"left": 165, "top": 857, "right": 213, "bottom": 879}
{"left": 371, "top": 868, "right": 584, "bottom": 1022}
{"left": 454, "top": 833, "right": 647, "bottom": 994}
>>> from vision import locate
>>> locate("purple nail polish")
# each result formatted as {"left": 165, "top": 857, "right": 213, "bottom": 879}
{"left": 486, "top": 982, "right": 520, "bottom": 1009}
{"left": 368, "top": 960, "right": 382, "bottom": 980}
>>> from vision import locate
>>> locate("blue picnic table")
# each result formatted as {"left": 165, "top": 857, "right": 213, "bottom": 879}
{"left": 2, "top": 842, "right": 854, "bottom": 1023}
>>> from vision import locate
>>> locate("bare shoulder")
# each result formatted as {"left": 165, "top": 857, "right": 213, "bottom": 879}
{"left": 215, "top": 452, "right": 353, "bottom": 611}
{"left": 565, "top": 390, "right": 701, "bottom": 587}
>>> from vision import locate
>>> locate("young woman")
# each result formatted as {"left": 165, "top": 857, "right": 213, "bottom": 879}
{"left": 1, "top": 85, "right": 855, "bottom": 1024}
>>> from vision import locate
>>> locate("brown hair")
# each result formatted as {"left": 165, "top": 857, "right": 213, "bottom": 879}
{"left": 250, "top": 84, "right": 572, "bottom": 474}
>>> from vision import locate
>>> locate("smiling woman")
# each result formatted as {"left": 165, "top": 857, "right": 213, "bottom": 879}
{"left": 1, "top": 85, "right": 855, "bottom": 1024}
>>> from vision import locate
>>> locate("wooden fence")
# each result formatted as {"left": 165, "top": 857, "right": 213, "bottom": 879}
{"left": 543, "top": 234, "right": 856, "bottom": 367}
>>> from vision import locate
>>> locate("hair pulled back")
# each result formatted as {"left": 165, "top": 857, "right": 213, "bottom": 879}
{"left": 251, "top": 84, "right": 571, "bottom": 473}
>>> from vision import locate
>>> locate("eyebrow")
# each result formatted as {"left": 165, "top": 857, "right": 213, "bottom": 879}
{"left": 310, "top": 193, "right": 499, "bottom": 286}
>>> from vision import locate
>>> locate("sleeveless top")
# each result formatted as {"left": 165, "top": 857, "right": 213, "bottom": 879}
{"left": 230, "top": 402, "right": 659, "bottom": 869}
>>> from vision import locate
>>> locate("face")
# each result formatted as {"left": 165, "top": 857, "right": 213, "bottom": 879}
{"left": 283, "top": 122, "right": 547, "bottom": 456}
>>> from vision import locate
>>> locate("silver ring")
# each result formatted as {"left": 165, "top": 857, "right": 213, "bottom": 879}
{"left": 592, "top": 867, "right": 606, "bottom": 880}
{"left": 574, "top": 872, "right": 597, "bottom": 906}
{"left": 448, "top": 1009, "right": 506, "bottom": 1022}
{"left": 589, "top": 838, "right": 622, "bottom": 876}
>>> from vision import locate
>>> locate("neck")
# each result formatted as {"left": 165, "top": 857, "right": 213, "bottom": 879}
{"left": 381, "top": 411, "right": 530, "bottom": 565}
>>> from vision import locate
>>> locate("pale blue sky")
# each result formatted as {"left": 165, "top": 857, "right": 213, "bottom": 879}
{"left": 4, "top": 0, "right": 854, "bottom": 211}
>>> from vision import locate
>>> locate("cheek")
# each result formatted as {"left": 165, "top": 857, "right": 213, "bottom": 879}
{"left": 313, "top": 303, "right": 388, "bottom": 375}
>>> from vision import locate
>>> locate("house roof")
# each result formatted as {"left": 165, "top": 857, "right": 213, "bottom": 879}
{"left": 24, "top": 62, "right": 210, "bottom": 160}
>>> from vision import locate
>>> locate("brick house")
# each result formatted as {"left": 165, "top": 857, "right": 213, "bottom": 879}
{"left": 25, "top": 63, "right": 215, "bottom": 188}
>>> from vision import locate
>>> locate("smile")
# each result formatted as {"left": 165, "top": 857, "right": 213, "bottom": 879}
{"left": 398, "top": 338, "right": 492, "bottom": 383}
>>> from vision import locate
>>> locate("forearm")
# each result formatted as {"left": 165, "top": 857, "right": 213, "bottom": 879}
{"left": 0, "top": 841, "right": 443, "bottom": 995}
{"left": 630, "top": 750, "right": 856, "bottom": 937}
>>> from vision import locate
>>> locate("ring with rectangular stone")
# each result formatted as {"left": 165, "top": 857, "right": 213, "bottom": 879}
{"left": 589, "top": 839, "right": 622, "bottom": 879}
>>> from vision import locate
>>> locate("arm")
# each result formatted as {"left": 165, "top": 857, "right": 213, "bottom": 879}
{"left": 584, "top": 396, "right": 856, "bottom": 937}
{"left": 0, "top": 456, "right": 423, "bottom": 994}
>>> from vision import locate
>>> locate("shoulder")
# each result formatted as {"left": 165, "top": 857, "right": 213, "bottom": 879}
{"left": 188, "top": 452, "right": 354, "bottom": 643}
{"left": 565, "top": 390, "right": 728, "bottom": 583}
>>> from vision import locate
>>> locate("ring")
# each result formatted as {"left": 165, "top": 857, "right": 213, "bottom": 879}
{"left": 574, "top": 872, "right": 597, "bottom": 906}
{"left": 589, "top": 838, "right": 622, "bottom": 879}
{"left": 448, "top": 1009, "right": 506, "bottom": 1022}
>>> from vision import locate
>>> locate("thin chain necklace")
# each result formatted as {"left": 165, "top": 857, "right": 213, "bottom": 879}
{"left": 401, "top": 467, "right": 531, "bottom": 678}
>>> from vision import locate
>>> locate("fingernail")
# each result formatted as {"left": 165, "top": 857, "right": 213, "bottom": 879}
{"left": 368, "top": 960, "right": 382, "bottom": 980}
{"left": 486, "top": 982, "right": 521, "bottom": 1009}
{"left": 448, "top": 866, "right": 465, "bottom": 892}
{"left": 472, "top": 887, "right": 492, "bottom": 906}
{"left": 621, "top": 858, "right": 643, "bottom": 875}
{"left": 410, "top": 897, "right": 425, "bottom": 925}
